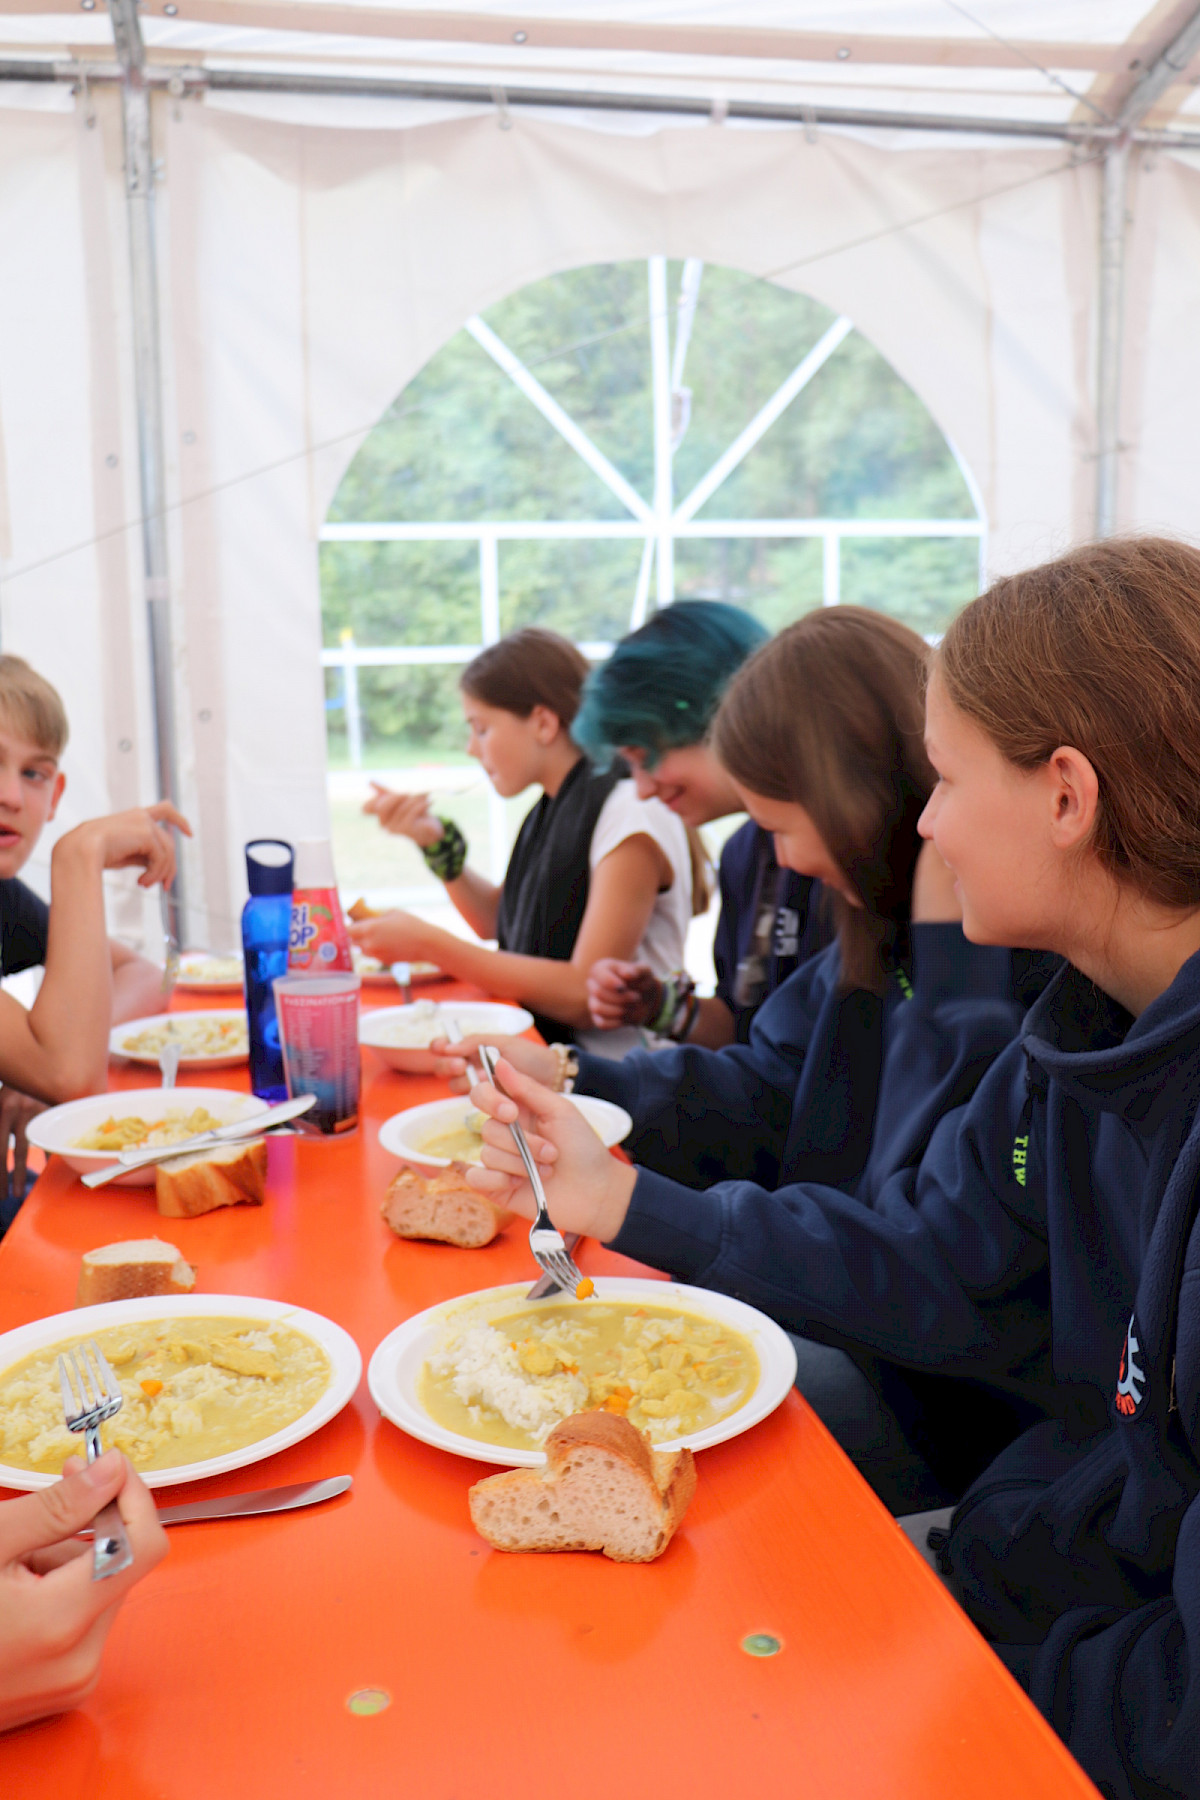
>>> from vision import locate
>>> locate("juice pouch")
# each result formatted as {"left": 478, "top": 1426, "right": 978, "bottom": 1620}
{"left": 288, "top": 839, "right": 354, "bottom": 975}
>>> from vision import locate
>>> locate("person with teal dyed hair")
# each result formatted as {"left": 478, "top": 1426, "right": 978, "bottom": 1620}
{"left": 573, "top": 601, "right": 833, "bottom": 1047}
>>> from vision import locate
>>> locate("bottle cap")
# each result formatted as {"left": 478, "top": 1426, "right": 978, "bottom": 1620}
{"left": 292, "top": 837, "right": 337, "bottom": 890}
{"left": 245, "top": 839, "right": 294, "bottom": 897}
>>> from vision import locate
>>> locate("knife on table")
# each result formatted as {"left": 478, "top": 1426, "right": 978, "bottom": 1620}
{"left": 154, "top": 1475, "right": 352, "bottom": 1526}
{"left": 81, "top": 1094, "right": 319, "bottom": 1189}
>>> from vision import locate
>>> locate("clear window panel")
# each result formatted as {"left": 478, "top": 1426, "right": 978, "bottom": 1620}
{"left": 839, "top": 538, "right": 980, "bottom": 638}
{"left": 498, "top": 538, "right": 644, "bottom": 639}
{"left": 319, "top": 541, "right": 480, "bottom": 648}
{"left": 673, "top": 537, "right": 824, "bottom": 631}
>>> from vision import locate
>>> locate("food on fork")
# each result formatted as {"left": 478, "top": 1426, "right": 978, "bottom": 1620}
{"left": 155, "top": 1140, "right": 267, "bottom": 1218}
{"left": 72, "top": 1106, "right": 225, "bottom": 1152}
{"left": 468, "top": 1411, "right": 697, "bottom": 1563}
{"left": 77, "top": 1239, "right": 196, "bottom": 1307}
{"left": 382, "top": 1165, "right": 511, "bottom": 1249}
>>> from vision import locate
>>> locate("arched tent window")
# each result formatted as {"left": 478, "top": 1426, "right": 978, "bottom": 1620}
{"left": 320, "top": 258, "right": 983, "bottom": 904}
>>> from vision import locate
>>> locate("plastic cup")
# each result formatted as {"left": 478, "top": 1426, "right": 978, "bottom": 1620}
{"left": 272, "top": 972, "right": 361, "bottom": 1135}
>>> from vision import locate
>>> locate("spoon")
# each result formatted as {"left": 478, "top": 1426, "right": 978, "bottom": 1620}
{"left": 159, "top": 1042, "right": 181, "bottom": 1090}
{"left": 391, "top": 962, "right": 413, "bottom": 1005}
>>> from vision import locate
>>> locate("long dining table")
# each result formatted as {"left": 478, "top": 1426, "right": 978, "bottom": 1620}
{"left": 0, "top": 978, "right": 1098, "bottom": 1800}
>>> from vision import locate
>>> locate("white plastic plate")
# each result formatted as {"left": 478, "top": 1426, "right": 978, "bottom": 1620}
{"left": 0, "top": 1294, "right": 362, "bottom": 1491}
{"left": 360, "top": 1001, "right": 533, "bottom": 1073}
{"left": 109, "top": 1011, "right": 249, "bottom": 1069}
{"left": 25, "top": 1087, "right": 270, "bottom": 1187}
{"left": 377, "top": 1092, "right": 631, "bottom": 1168}
{"left": 368, "top": 1277, "right": 798, "bottom": 1467}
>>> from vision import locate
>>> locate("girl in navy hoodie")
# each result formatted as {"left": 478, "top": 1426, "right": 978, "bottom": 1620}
{"left": 439, "top": 605, "right": 1054, "bottom": 1509}
{"left": 468, "top": 538, "right": 1200, "bottom": 1800}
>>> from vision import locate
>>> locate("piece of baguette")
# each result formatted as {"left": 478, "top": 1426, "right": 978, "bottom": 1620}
{"left": 155, "top": 1138, "right": 267, "bottom": 1218}
{"left": 77, "top": 1238, "right": 196, "bottom": 1307}
{"left": 469, "top": 1411, "right": 697, "bottom": 1563}
{"left": 347, "top": 896, "right": 382, "bottom": 922}
{"left": 382, "top": 1163, "right": 511, "bottom": 1248}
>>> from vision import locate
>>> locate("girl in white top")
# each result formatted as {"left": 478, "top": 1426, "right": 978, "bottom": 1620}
{"left": 350, "top": 629, "right": 692, "bottom": 1058}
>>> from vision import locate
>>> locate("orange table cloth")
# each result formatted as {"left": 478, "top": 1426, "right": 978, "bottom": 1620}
{"left": 0, "top": 982, "right": 1098, "bottom": 1800}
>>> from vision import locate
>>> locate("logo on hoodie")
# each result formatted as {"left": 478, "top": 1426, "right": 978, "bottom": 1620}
{"left": 1115, "top": 1313, "right": 1146, "bottom": 1417}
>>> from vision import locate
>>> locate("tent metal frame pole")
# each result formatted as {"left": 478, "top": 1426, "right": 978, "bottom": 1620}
{"left": 109, "top": 0, "right": 188, "bottom": 943}
{"left": 1092, "top": 2, "right": 1200, "bottom": 535}
{"left": 1094, "top": 139, "right": 1129, "bottom": 539}
{"left": 6, "top": 57, "right": 1200, "bottom": 149}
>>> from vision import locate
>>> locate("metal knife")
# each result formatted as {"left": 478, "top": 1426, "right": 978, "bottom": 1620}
{"left": 154, "top": 1474, "right": 352, "bottom": 1526}
{"left": 81, "top": 1093, "right": 319, "bottom": 1189}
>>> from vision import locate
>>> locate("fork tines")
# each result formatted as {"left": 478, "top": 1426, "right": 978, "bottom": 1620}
{"left": 58, "top": 1339, "right": 123, "bottom": 1431}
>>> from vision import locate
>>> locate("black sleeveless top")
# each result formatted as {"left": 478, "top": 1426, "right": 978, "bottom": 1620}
{"left": 495, "top": 755, "right": 625, "bottom": 1045}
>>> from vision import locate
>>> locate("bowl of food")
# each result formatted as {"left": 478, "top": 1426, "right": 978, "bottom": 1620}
{"left": 368, "top": 1278, "right": 797, "bottom": 1466}
{"left": 0, "top": 1294, "right": 361, "bottom": 1490}
{"left": 110, "top": 1011, "right": 249, "bottom": 1068}
{"left": 360, "top": 1001, "right": 534, "bottom": 1074}
{"left": 26, "top": 1087, "right": 270, "bottom": 1187}
{"left": 377, "top": 1092, "right": 631, "bottom": 1169}
{"left": 175, "top": 952, "right": 245, "bottom": 993}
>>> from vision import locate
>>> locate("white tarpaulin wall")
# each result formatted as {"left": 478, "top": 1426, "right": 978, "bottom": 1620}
{"left": 3, "top": 87, "right": 1200, "bottom": 944}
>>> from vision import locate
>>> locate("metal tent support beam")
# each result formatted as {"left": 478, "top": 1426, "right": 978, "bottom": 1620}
{"left": 109, "top": 0, "right": 188, "bottom": 942}
{"left": 1094, "top": 3, "right": 1200, "bottom": 535}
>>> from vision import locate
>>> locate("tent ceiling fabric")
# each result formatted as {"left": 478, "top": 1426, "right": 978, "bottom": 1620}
{"left": 3, "top": 3, "right": 1200, "bottom": 135}
{"left": 1, "top": 3, "right": 1200, "bottom": 945}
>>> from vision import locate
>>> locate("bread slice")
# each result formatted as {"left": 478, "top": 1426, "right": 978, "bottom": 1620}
{"left": 469, "top": 1411, "right": 697, "bottom": 1563}
{"left": 77, "top": 1238, "right": 196, "bottom": 1307}
{"left": 155, "top": 1138, "right": 267, "bottom": 1218}
{"left": 382, "top": 1164, "right": 511, "bottom": 1249}
{"left": 347, "top": 896, "right": 381, "bottom": 922}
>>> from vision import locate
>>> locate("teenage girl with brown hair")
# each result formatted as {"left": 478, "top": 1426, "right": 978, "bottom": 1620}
{"left": 349, "top": 627, "right": 692, "bottom": 1053}
{"left": 467, "top": 540, "right": 1200, "bottom": 1800}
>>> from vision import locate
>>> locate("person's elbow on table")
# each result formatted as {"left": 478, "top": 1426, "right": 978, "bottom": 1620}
{"left": 0, "top": 1450, "right": 168, "bottom": 1734}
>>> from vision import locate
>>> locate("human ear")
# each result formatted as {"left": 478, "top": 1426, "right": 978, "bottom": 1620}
{"left": 530, "top": 705, "right": 561, "bottom": 745}
{"left": 1045, "top": 746, "right": 1099, "bottom": 850}
{"left": 46, "top": 771, "right": 66, "bottom": 822}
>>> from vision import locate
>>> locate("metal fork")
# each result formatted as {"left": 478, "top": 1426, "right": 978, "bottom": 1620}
{"left": 160, "top": 885, "right": 180, "bottom": 999}
{"left": 57, "top": 1341, "right": 134, "bottom": 1580}
{"left": 476, "top": 1043, "right": 584, "bottom": 1298}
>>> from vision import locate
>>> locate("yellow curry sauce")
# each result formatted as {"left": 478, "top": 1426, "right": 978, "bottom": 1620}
{"left": 420, "top": 1300, "right": 759, "bottom": 1451}
{"left": 0, "top": 1317, "right": 330, "bottom": 1474}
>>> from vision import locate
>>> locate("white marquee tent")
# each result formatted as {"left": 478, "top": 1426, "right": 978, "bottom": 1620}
{"left": 2, "top": 0, "right": 1200, "bottom": 947}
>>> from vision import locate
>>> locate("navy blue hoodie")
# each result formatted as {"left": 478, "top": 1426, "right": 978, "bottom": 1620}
{"left": 584, "top": 948, "right": 1200, "bottom": 1799}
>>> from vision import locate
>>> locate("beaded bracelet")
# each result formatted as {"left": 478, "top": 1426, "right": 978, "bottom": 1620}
{"left": 421, "top": 818, "right": 468, "bottom": 883}
{"left": 650, "top": 970, "right": 695, "bottom": 1037}
{"left": 548, "top": 1043, "right": 579, "bottom": 1093}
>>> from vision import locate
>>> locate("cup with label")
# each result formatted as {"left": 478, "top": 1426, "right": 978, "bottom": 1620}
{"left": 272, "top": 972, "right": 361, "bottom": 1135}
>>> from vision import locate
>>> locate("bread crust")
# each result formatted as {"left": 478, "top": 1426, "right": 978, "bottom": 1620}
{"left": 469, "top": 1410, "right": 697, "bottom": 1563}
{"left": 77, "top": 1239, "right": 196, "bottom": 1307}
{"left": 382, "top": 1164, "right": 511, "bottom": 1248}
{"left": 155, "top": 1139, "right": 267, "bottom": 1218}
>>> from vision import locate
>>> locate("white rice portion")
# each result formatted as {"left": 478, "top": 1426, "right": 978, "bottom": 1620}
{"left": 428, "top": 1325, "right": 588, "bottom": 1444}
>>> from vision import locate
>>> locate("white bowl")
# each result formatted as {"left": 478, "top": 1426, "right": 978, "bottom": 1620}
{"left": 368, "top": 1277, "right": 798, "bottom": 1467}
{"left": 109, "top": 1010, "right": 249, "bottom": 1068}
{"left": 0, "top": 1294, "right": 362, "bottom": 1491}
{"left": 26, "top": 1087, "right": 270, "bottom": 1187}
{"left": 360, "top": 1001, "right": 534, "bottom": 1073}
{"left": 378, "top": 1092, "right": 631, "bottom": 1168}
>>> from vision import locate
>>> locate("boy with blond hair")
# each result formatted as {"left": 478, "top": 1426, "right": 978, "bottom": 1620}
{"left": 0, "top": 655, "right": 188, "bottom": 1221}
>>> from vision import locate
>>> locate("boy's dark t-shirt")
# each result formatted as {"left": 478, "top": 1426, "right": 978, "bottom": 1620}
{"left": 0, "top": 878, "right": 49, "bottom": 978}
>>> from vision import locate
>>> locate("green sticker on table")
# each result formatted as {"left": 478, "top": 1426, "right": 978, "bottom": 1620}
{"left": 346, "top": 1688, "right": 392, "bottom": 1716}
{"left": 741, "top": 1633, "right": 783, "bottom": 1658}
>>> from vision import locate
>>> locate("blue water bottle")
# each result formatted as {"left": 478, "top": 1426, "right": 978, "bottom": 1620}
{"left": 242, "top": 839, "right": 294, "bottom": 1103}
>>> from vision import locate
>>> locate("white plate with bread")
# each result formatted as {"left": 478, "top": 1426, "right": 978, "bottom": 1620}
{"left": 360, "top": 1001, "right": 533, "bottom": 1074}
{"left": 109, "top": 1011, "right": 249, "bottom": 1068}
{"left": 368, "top": 1278, "right": 797, "bottom": 1467}
{"left": 377, "top": 1093, "right": 631, "bottom": 1169}
{"left": 0, "top": 1293, "right": 362, "bottom": 1491}
{"left": 26, "top": 1088, "right": 271, "bottom": 1188}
